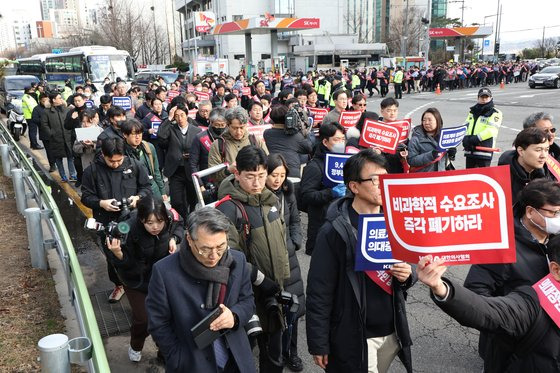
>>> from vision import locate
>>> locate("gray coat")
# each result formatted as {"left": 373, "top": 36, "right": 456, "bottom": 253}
{"left": 40, "top": 105, "right": 73, "bottom": 159}
{"left": 407, "top": 125, "right": 447, "bottom": 172}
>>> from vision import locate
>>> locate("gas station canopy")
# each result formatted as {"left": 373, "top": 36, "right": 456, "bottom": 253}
{"left": 429, "top": 26, "right": 493, "bottom": 39}
{"left": 212, "top": 17, "right": 320, "bottom": 35}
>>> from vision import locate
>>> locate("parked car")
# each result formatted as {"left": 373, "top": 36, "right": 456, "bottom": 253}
{"left": 135, "top": 71, "right": 179, "bottom": 91}
{"left": 0, "top": 75, "right": 40, "bottom": 113}
{"left": 528, "top": 66, "right": 560, "bottom": 89}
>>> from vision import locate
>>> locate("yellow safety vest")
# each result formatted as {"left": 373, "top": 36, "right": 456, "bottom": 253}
{"left": 465, "top": 108, "right": 503, "bottom": 158}
{"left": 22, "top": 94, "right": 37, "bottom": 120}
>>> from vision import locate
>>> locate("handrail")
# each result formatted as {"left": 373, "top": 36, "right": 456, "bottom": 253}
{"left": 0, "top": 123, "right": 110, "bottom": 373}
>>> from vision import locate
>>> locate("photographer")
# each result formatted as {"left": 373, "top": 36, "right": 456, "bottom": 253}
{"left": 81, "top": 137, "right": 152, "bottom": 302}
{"left": 106, "top": 196, "right": 183, "bottom": 362}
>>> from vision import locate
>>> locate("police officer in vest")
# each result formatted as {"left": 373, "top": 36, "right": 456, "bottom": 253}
{"left": 393, "top": 66, "right": 403, "bottom": 100}
{"left": 314, "top": 74, "right": 331, "bottom": 107}
{"left": 462, "top": 88, "right": 503, "bottom": 168}
{"left": 22, "top": 86, "right": 42, "bottom": 149}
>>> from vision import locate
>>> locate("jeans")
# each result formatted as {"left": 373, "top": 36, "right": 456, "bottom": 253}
{"left": 55, "top": 157, "right": 77, "bottom": 179}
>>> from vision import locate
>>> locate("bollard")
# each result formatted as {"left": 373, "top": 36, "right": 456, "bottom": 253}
{"left": 11, "top": 168, "right": 27, "bottom": 213}
{"left": 38, "top": 334, "right": 70, "bottom": 373}
{"left": 0, "top": 144, "right": 11, "bottom": 177}
{"left": 25, "top": 207, "right": 47, "bottom": 270}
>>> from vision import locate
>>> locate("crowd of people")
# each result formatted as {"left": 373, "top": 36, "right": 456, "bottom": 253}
{"left": 15, "top": 60, "right": 560, "bottom": 373}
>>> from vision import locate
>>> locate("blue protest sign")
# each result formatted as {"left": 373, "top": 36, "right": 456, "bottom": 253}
{"left": 112, "top": 96, "right": 132, "bottom": 111}
{"left": 355, "top": 214, "right": 401, "bottom": 271}
{"left": 323, "top": 153, "right": 352, "bottom": 188}
{"left": 150, "top": 120, "right": 161, "bottom": 139}
{"left": 85, "top": 100, "right": 94, "bottom": 108}
{"left": 438, "top": 124, "right": 467, "bottom": 151}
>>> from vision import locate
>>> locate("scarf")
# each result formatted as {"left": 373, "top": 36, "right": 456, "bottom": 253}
{"left": 179, "top": 243, "right": 234, "bottom": 309}
{"left": 470, "top": 100, "right": 495, "bottom": 122}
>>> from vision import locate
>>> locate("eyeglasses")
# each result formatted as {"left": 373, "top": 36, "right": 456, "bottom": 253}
{"left": 196, "top": 242, "right": 229, "bottom": 257}
{"left": 543, "top": 128, "right": 557, "bottom": 134}
{"left": 539, "top": 207, "right": 560, "bottom": 218}
{"left": 355, "top": 174, "right": 383, "bottom": 188}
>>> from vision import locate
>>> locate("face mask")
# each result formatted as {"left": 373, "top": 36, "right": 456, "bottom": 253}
{"left": 213, "top": 127, "right": 225, "bottom": 135}
{"left": 84, "top": 92, "right": 91, "bottom": 98}
{"left": 531, "top": 208, "right": 560, "bottom": 235}
{"left": 330, "top": 142, "right": 346, "bottom": 154}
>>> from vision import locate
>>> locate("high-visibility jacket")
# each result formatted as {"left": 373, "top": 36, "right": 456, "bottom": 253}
{"left": 62, "top": 86, "right": 73, "bottom": 101}
{"left": 465, "top": 107, "right": 503, "bottom": 159}
{"left": 351, "top": 74, "right": 361, "bottom": 89}
{"left": 22, "top": 94, "right": 37, "bottom": 120}
{"left": 315, "top": 80, "right": 331, "bottom": 103}
{"left": 393, "top": 70, "right": 404, "bottom": 84}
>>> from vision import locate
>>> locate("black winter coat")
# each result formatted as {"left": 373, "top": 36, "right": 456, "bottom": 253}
{"left": 96, "top": 125, "right": 124, "bottom": 149}
{"left": 80, "top": 156, "right": 153, "bottom": 225}
{"left": 141, "top": 110, "right": 168, "bottom": 142}
{"left": 263, "top": 127, "right": 313, "bottom": 178}
{"left": 299, "top": 144, "right": 334, "bottom": 253}
{"left": 306, "top": 197, "right": 415, "bottom": 373}
{"left": 32, "top": 104, "right": 48, "bottom": 141}
{"left": 158, "top": 120, "right": 201, "bottom": 178}
{"left": 189, "top": 127, "right": 220, "bottom": 178}
{"left": 498, "top": 150, "right": 554, "bottom": 205}
{"left": 272, "top": 180, "right": 305, "bottom": 318}
{"left": 433, "top": 279, "right": 560, "bottom": 372}
{"left": 108, "top": 209, "right": 184, "bottom": 293}
{"left": 40, "top": 105, "right": 73, "bottom": 158}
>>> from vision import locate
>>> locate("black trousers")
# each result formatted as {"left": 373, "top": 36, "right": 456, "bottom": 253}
{"left": 466, "top": 157, "right": 491, "bottom": 169}
{"left": 124, "top": 287, "right": 149, "bottom": 351}
{"left": 257, "top": 330, "right": 284, "bottom": 373}
{"left": 28, "top": 120, "right": 40, "bottom": 147}
{"left": 42, "top": 140, "right": 56, "bottom": 167}
{"left": 169, "top": 165, "right": 197, "bottom": 219}
{"left": 394, "top": 83, "right": 402, "bottom": 99}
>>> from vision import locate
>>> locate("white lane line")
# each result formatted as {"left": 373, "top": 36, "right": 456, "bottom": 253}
{"left": 501, "top": 125, "right": 521, "bottom": 133}
{"left": 404, "top": 101, "right": 435, "bottom": 119}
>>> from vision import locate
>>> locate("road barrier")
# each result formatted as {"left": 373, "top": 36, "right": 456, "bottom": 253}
{"left": 0, "top": 123, "right": 110, "bottom": 372}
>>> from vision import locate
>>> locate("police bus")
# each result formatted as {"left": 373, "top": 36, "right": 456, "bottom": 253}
{"left": 16, "top": 54, "right": 49, "bottom": 80}
{"left": 43, "top": 45, "right": 135, "bottom": 91}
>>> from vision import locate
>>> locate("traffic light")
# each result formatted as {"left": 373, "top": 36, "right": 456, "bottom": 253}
{"left": 494, "top": 42, "right": 500, "bottom": 54}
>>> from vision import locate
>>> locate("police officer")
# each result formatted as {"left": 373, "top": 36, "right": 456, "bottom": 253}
{"left": 462, "top": 88, "right": 503, "bottom": 168}
{"left": 314, "top": 74, "right": 331, "bottom": 107}
{"left": 393, "top": 66, "right": 403, "bottom": 99}
{"left": 22, "top": 86, "right": 42, "bottom": 149}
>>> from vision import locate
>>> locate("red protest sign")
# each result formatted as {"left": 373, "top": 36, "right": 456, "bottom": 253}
{"left": 359, "top": 119, "right": 401, "bottom": 154}
{"left": 381, "top": 166, "right": 515, "bottom": 265}
{"left": 188, "top": 109, "right": 198, "bottom": 119}
{"left": 546, "top": 155, "right": 560, "bottom": 181}
{"left": 392, "top": 119, "right": 411, "bottom": 143}
{"left": 242, "top": 87, "right": 251, "bottom": 96}
{"left": 533, "top": 274, "right": 560, "bottom": 328}
{"left": 308, "top": 107, "right": 329, "bottom": 125}
{"left": 339, "top": 111, "right": 362, "bottom": 129}
{"left": 247, "top": 124, "right": 272, "bottom": 141}
{"left": 194, "top": 91, "right": 210, "bottom": 101}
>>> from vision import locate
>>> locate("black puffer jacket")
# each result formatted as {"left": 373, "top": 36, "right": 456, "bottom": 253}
{"left": 108, "top": 209, "right": 184, "bottom": 293}
{"left": 498, "top": 150, "right": 554, "bottom": 205}
{"left": 271, "top": 180, "right": 305, "bottom": 318}
{"left": 306, "top": 197, "right": 415, "bottom": 373}
{"left": 433, "top": 279, "right": 560, "bottom": 373}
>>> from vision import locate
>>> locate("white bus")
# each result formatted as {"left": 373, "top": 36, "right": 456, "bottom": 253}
{"left": 43, "top": 46, "right": 135, "bottom": 91}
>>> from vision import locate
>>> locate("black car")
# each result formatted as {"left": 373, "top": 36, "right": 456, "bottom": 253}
{"left": 528, "top": 66, "right": 560, "bottom": 89}
{"left": 0, "top": 75, "right": 40, "bottom": 113}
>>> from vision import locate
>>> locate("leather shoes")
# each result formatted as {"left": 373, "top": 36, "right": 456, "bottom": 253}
{"left": 31, "top": 145, "right": 44, "bottom": 150}
{"left": 48, "top": 165, "right": 56, "bottom": 172}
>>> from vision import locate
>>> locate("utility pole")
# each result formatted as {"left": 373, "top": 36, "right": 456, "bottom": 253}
{"left": 150, "top": 6, "right": 159, "bottom": 65}
{"left": 542, "top": 26, "right": 546, "bottom": 58}
{"left": 493, "top": 0, "right": 500, "bottom": 62}
{"left": 401, "top": 0, "right": 410, "bottom": 59}
{"left": 423, "top": 0, "right": 432, "bottom": 69}
{"left": 459, "top": 0, "right": 465, "bottom": 62}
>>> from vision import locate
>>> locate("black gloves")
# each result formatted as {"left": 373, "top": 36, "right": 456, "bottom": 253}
{"left": 259, "top": 276, "right": 281, "bottom": 297}
{"left": 462, "top": 135, "right": 480, "bottom": 151}
{"left": 447, "top": 147, "right": 457, "bottom": 161}
{"left": 431, "top": 150, "right": 440, "bottom": 158}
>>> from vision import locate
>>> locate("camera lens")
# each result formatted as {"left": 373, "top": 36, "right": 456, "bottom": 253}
{"left": 245, "top": 314, "right": 263, "bottom": 337}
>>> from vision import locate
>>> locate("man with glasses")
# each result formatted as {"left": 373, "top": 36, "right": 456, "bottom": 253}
{"left": 498, "top": 128, "right": 555, "bottom": 205}
{"left": 307, "top": 149, "right": 415, "bottom": 373}
{"left": 523, "top": 112, "right": 560, "bottom": 160}
{"left": 146, "top": 207, "right": 257, "bottom": 373}
{"left": 465, "top": 179, "right": 560, "bottom": 362}
{"left": 351, "top": 93, "right": 368, "bottom": 113}
{"left": 193, "top": 101, "right": 212, "bottom": 127}
{"left": 322, "top": 89, "right": 349, "bottom": 126}
{"left": 216, "top": 145, "right": 293, "bottom": 373}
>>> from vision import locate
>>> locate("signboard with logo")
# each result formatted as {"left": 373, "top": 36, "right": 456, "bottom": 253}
{"left": 247, "top": 124, "right": 271, "bottom": 141}
{"left": 194, "top": 11, "right": 216, "bottom": 33}
{"left": 437, "top": 124, "right": 468, "bottom": 151}
{"left": 355, "top": 214, "right": 401, "bottom": 271}
{"left": 359, "top": 119, "right": 402, "bottom": 154}
{"left": 322, "top": 152, "right": 352, "bottom": 188}
{"left": 338, "top": 111, "right": 362, "bottom": 129}
{"left": 308, "top": 107, "right": 329, "bottom": 125}
{"left": 111, "top": 96, "right": 132, "bottom": 111}
{"left": 380, "top": 166, "right": 515, "bottom": 265}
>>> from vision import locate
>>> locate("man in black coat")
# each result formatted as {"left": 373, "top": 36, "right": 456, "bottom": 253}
{"left": 464, "top": 179, "right": 560, "bottom": 360}
{"left": 418, "top": 241, "right": 560, "bottom": 373}
{"left": 96, "top": 106, "right": 127, "bottom": 149}
{"left": 306, "top": 149, "right": 416, "bottom": 373}
{"left": 33, "top": 94, "right": 56, "bottom": 171}
{"left": 497, "top": 127, "right": 554, "bottom": 205}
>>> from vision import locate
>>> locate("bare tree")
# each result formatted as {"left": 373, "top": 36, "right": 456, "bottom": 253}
{"left": 387, "top": 8, "right": 425, "bottom": 56}
{"left": 534, "top": 36, "right": 560, "bottom": 58}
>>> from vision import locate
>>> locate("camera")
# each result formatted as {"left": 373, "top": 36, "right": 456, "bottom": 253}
{"left": 84, "top": 218, "right": 131, "bottom": 242}
{"left": 111, "top": 197, "right": 133, "bottom": 219}
{"left": 202, "top": 182, "right": 218, "bottom": 204}
{"left": 244, "top": 314, "right": 263, "bottom": 338}
{"left": 265, "top": 290, "right": 300, "bottom": 315}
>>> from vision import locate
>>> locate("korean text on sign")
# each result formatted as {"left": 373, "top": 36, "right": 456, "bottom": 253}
{"left": 381, "top": 166, "right": 515, "bottom": 265}
{"left": 322, "top": 153, "right": 352, "bottom": 188}
{"left": 355, "top": 214, "right": 401, "bottom": 271}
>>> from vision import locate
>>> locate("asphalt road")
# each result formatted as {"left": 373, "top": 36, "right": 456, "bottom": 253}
{"left": 294, "top": 81, "right": 560, "bottom": 373}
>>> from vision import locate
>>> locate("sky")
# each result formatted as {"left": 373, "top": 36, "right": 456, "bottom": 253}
{"left": 447, "top": 0, "right": 560, "bottom": 46}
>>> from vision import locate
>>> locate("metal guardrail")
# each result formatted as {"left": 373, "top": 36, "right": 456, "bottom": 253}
{"left": 0, "top": 124, "right": 110, "bottom": 372}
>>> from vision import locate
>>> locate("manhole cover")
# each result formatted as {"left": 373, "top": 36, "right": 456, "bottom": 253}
{"left": 91, "top": 290, "right": 132, "bottom": 337}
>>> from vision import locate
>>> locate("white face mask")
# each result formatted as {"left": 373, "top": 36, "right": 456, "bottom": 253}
{"left": 330, "top": 142, "right": 346, "bottom": 154}
{"left": 531, "top": 208, "right": 560, "bottom": 235}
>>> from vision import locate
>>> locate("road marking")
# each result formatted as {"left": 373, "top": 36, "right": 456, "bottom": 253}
{"left": 404, "top": 101, "right": 435, "bottom": 119}
{"left": 501, "top": 125, "right": 521, "bottom": 133}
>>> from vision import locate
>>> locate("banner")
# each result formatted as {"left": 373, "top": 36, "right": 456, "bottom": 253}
{"left": 188, "top": 109, "right": 198, "bottom": 119}
{"left": 194, "top": 11, "right": 216, "bottom": 33}
{"left": 167, "top": 90, "right": 180, "bottom": 103}
{"left": 438, "top": 124, "right": 468, "bottom": 151}
{"left": 308, "top": 107, "right": 329, "bottom": 125}
{"left": 112, "top": 96, "right": 132, "bottom": 111}
{"left": 84, "top": 100, "right": 94, "bottom": 108}
{"left": 359, "top": 119, "right": 401, "bottom": 154}
{"left": 339, "top": 111, "right": 362, "bottom": 129}
{"left": 546, "top": 155, "right": 560, "bottom": 181}
{"left": 355, "top": 214, "right": 401, "bottom": 271}
{"left": 323, "top": 152, "right": 352, "bottom": 187}
{"left": 247, "top": 124, "right": 272, "bottom": 141}
{"left": 380, "top": 166, "right": 515, "bottom": 265}
{"left": 533, "top": 274, "right": 560, "bottom": 328}
{"left": 242, "top": 87, "right": 251, "bottom": 96}
{"left": 194, "top": 91, "right": 210, "bottom": 101}
{"left": 394, "top": 119, "right": 411, "bottom": 143}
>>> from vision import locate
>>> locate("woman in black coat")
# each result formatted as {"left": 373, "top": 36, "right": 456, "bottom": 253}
{"left": 265, "top": 153, "right": 306, "bottom": 372}
{"left": 106, "top": 196, "right": 184, "bottom": 362}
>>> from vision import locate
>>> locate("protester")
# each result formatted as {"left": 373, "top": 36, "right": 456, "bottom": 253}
{"left": 522, "top": 112, "right": 559, "bottom": 160}
{"left": 408, "top": 108, "right": 455, "bottom": 172}
{"left": 146, "top": 207, "right": 256, "bottom": 373}
{"left": 96, "top": 106, "right": 127, "bottom": 148}
{"left": 378, "top": 97, "right": 409, "bottom": 174}
{"left": 106, "top": 196, "right": 183, "bottom": 362}
{"left": 190, "top": 107, "right": 228, "bottom": 178}
{"left": 33, "top": 93, "right": 54, "bottom": 169}
{"left": 72, "top": 108, "right": 101, "bottom": 174}
{"left": 322, "top": 90, "right": 348, "bottom": 126}
{"left": 193, "top": 101, "right": 212, "bottom": 127}
{"left": 307, "top": 149, "right": 415, "bottom": 373}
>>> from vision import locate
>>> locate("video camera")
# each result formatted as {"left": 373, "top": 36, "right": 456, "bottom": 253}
{"left": 265, "top": 290, "right": 300, "bottom": 316}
